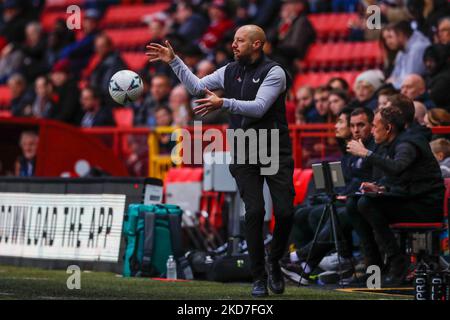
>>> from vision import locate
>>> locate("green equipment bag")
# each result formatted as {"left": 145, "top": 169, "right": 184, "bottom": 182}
{"left": 122, "top": 204, "right": 193, "bottom": 279}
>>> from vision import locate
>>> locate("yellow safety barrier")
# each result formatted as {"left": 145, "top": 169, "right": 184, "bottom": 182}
{"left": 147, "top": 126, "right": 182, "bottom": 179}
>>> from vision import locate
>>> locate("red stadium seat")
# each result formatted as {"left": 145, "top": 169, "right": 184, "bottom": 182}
{"left": 105, "top": 27, "right": 151, "bottom": 50}
{"left": 102, "top": 3, "right": 171, "bottom": 27}
{"left": 113, "top": 108, "right": 134, "bottom": 127}
{"left": 45, "top": 0, "right": 85, "bottom": 10}
{"left": 0, "top": 86, "right": 11, "bottom": 109}
{"left": 122, "top": 52, "right": 149, "bottom": 71}
{"left": 0, "top": 110, "right": 12, "bottom": 118}
{"left": 302, "top": 41, "right": 382, "bottom": 70}
{"left": 41, "top": 11, "right": 69, "bottom": 31}
{"left": 292, "top": 71, "right": 360, "bottom": 93}
{"left": 309, "top": 13, "right": 358, "bottom": 41}
{"left": 164, "top": 167, "right": 204, "bottom": 184}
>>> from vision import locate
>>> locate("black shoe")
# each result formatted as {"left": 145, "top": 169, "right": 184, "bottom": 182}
{"left": 267, "top": 262, "right": 285, "bottom": 294}
{"left": 382, "top": 255, "right": 410, "bottom": 288}
{"left": 251, "top": 279, "right": 268, "bottom": 298}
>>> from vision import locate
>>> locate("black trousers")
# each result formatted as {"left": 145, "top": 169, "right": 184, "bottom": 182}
{"left": 346, "top": 194, "right": 444, "bottom": 266}
{"left": 229, "top": 157, "right": 295, "bottom": 280}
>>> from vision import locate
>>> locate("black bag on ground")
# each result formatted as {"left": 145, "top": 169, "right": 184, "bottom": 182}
{"left": 207, "top": 254, "right": 253, "bottom": 282}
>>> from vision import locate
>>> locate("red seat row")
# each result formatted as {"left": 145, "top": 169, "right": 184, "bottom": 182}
{"left": 102, "top": 3, "right": 171, "bottom": 27}
{"left": 309, "top": 13, "right": 358, "bottom": 41}
{"left": 302, "top": 41, "right": 382, "bottom": 70}
{"left": 105, "top": 28, "right": 151, "bottom": 50}
{"left": 122, "top": 52, "right": 149, "bottom": 71}
{"left": 44, "top": 0, "right": 85, "bottom": 10}
{"left": 292, "top": 71, "right": 361, "bottom": 93}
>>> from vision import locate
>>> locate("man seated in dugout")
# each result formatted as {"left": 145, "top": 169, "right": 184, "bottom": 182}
{"left": 380, "top": 93, "right": 432, "bottom": 142}
{"left": 282, "top": 107, "right": 376, "bottom": 285}
{"left": 346, "top": 99, "right": 445, "bottom": 288}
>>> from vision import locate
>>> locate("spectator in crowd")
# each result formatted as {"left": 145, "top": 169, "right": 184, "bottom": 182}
{"left": 378, "top": 86, "right": 398, "bottom": 109}
{"left": 414, "top": 101, "right": 427, "bottom": 125}
{"left": 327, "top": 77, "right": 350, "bottom": 92}
{"left": 380, "top": 26, "right": 400, "bottom": 78}
{"left": 406, "top": 0, "right": 450, "bottom": 40}
{"left": 169, "top": 84, "right": 194, "bottom": 126}
{"left": 139, "top": 25, "right": 178, "bottom": 86}
{"left": 236, "top": 0, "right": 281, "bottom": 28}
{"left": 423, "top": 44, "right": 450, "bottom": 110}
{"left": 134, "top": 74, "right": 172, "bottom": 127}
{"left": 125, "top": 135, "right": 148, "bottom": 177}
{"left": 58, "top": 9, "right": 101, "bottom": 76}
{"left": 15, "top": 130, "right": 39, "bottom": 177}
{"left": 328, "top": 89, "right": 350, "bottom": 117}
{"left": 172, "top": 1, "right": 208, "bottom": 43}
{"left": 295, "top": 86, "right": 315, "bottom": 123}
{"left": 48, "top": 59, "right": 82, "bottom": 125}
{"left": 196, "top": 59, "right": 217, "bottom": 78}
{"left": 199, "top": 0, "right": 234, "bottom": 54}
{"left": 31, "top": 76, "right": 56, "bottom": 118}
{"left": 9, "top": 73, "right": 34, "bottom": 117}
{"left": 0, "top": 0, "right": 29, "bottom": 45}
{"left": 346, "top": 104, "right": 444, "bottom": 286}
{"left": 349, "top": 69, "right": 385, "bottom": 110}
{"left": 0, "top": 36, "right": 24, "bottom": 84}
{"left": 378, "top": 0, "right": 411, "bottom": 24}
{"left": 80, "top": 87, "right": 115, "bottom": 128}
{"left": 268, "top": 0, "right": 316, "bottom": 73}
{"left": 178, "top": 43, "right": 205, "bottom": 73}
{"left": 424, "top": 108, "right": 450, "bottom": 128}
{"left": 437, "top": 16, "right": 450, "bottom": 45}
{"left": 154, "top": 105, "right": 176, "bottom": 155}
{"left": 89, "top": 33, "right": 126, "bottom": 107}
{"left": 400, "top": 74, "right": 436, "bottom": 109}
{"left": 45, "top": 19, "right": 76, "bottom": 68}
{"left": 20, "top": 22, "right": 49, "bottom": 83}
{"left": 430, "top": 138, "right": 450, "bottom": 178}
{"left": 386, "top": 21, "right": 431, "bottom": 89}
{"left": 309, "top": 86, "right": 331, "bottom": 123}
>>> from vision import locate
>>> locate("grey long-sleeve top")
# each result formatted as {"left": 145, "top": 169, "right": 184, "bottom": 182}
{"left": 168, "top": 56, "right": 286, "bottom": 119}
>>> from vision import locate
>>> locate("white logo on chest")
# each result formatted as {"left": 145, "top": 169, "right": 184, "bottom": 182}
{"left": 252, "top": 78, "right": 260, "bottom": 83}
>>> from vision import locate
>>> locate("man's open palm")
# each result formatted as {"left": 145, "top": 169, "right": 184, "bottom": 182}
{"left": 145, "top": 40, "right": 175, "bottom": 64}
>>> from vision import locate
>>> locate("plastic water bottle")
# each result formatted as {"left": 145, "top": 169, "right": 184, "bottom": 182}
{"left": 166, "top": 255, "right": 177, "bottom": 280}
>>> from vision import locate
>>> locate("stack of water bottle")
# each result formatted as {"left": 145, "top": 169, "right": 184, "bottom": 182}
{"left": 414, "top": 263, "right": 450, "bottom": 300}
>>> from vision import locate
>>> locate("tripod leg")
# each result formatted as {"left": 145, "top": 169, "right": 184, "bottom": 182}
{"left": 301, "top": 204, "right": 329, "bottom": 286}
{"left": 329, "top": 203, "right": 344, "bottom": 284}
{"left": 329, "top": 203, "right": 358, "bottom": 286}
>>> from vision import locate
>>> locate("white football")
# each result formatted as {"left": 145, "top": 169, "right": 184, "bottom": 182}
{"left": 109, "top": 70, "right": 144, "bottom": 105}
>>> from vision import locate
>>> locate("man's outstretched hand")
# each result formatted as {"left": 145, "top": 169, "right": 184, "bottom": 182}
{"left": 193, "top": 88, "right": 223, "bottom": 117}
{"left": 145, "top": 40, "right": 175, "bottom": 63}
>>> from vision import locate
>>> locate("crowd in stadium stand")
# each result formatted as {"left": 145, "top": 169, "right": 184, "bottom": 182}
{"left": 2, "top": 0, "right": 450, "bottom": 287}
{"left": 0, "top": 0, "right": 449, "bottom": 129}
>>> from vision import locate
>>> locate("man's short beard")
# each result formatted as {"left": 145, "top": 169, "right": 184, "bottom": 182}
{"left": 236, "top": 55, "right": 252, "bottom": 66}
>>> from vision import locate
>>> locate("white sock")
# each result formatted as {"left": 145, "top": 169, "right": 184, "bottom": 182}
{"left": 300, "top": 262, "right": 311, "bottom": 274}
{"left": 290, "top": 251, "right": 299, "bottom": 263}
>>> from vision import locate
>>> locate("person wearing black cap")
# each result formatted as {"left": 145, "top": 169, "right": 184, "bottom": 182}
{"left": 146, "top": 25, "right": 295, "bottom": 298}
